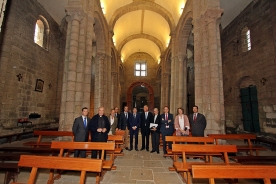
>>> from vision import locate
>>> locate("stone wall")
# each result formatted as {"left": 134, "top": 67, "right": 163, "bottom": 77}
{"left": 221, "top": 0, "right": 276, "bottom": 134}
{"left": 121, "top": 52, "right": 161, "bottom": 112}
{"left": 0, "top": 0, "right": 66, "bottom": 130}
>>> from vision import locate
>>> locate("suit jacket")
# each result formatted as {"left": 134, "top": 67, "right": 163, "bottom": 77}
{"left": 140, "top": 111, "right": 154, "bottom": 131}
{"left": 174, "top": 114, "right": 190, "bottom": 136}
{"left": 109, "top": 116, "right": 118, "bottom": 135}
{"left": 118, "top": 111, "right": 131, "bottom": 130}
{"left": 115, "top": 113, "right": 120, "bottom": 128}
{"left": 151, "top": 114, "right": 161, "bottom": 133}
{"left": 129, "top": 113, "right": 140, "bottom": 129}
{"left": 72, "top": 116, "right": 90, "bottom": 142}
{"left": 188, "top": 113, "right": 206, "bottom": 136}
{"left": 160, "top": 113, "right": 174, "bottom": 135}
{"left": 88, "top": 114, "right": 110, "bottom": 141}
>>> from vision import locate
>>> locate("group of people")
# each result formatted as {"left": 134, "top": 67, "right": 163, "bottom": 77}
{"left": 72, "top": 105, "right": 206, "bottom": 158}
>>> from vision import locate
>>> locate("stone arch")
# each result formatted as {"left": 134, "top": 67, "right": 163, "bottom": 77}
{"left": 127, "top": 82, "right": 154, "bottom": 111}
{"left": 118, "top": 33, "right": 164, "bottom": 53}
{"left": 238, "top": 76, "right": 256, "bottom": 89}
{"left": 94, "top": 11, "right": 107, "bottom": 53}
{"left": 109, "top": 1, "right": 175, "bottom": 31}
{"left": 35, "top": 15, "right": 50, "bottom": 50}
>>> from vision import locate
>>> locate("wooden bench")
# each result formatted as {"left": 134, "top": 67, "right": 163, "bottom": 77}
{"left": 0, "top": 146, "right": 60, "bottom": 155}
{"left": 0, "top": 130, "right": 34, "bottom": 143}
{"left": 192, "top": 165, "right": 276, "bottom": 184}
{"left": 107, "top": 135, "right": 124, "bottom": 156}
{"left": 254, "top": 136, "right": 276, "bottom": 151}
{"left": 115, "top": 130, "right": 125, "bottom": 148}
{"left": 208, "top": 133, "right": 266, "bottom": 156}
{"left": 13, "top": 155, "right": 102, "bottom": 184}
{"left": 172, "top": 144, "right": 238, "bottom": 184}
{"left": 165, "top": 136, "right": 216, "bottom": 162}
{"left": 23, "top": 130, "right": 74, "bottom": 147}
{"left": 230, "top": 156, "right": 276, "bottom": 165}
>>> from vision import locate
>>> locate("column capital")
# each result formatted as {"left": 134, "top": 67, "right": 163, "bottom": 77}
{"left": 65, "top": 6, "right": 85, "bottom": 22}
{"left": 204, "top": 9, "right": 223, "bottom": 23}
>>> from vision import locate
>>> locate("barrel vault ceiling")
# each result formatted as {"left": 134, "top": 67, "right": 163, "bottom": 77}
{"left": 38, "top": 0, "right": 253, "bottom": 63}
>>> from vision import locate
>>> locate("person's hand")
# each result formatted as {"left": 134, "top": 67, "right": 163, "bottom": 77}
{"left": 97, "top": 128, "right": 102, "bottom": 132}
{"left": 116, "top": 128, "right": 118, "bottom": 131}
{"left": 102, "top": 128, "right": 106, "bottom": 132}
{"left": 184, "top": 127, "right": 188, "bottom": 131}
{"left": 168, "top": 120, "right": 171, "bottom": 123}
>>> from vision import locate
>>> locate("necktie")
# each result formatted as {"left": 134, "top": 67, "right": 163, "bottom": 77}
{"left": 193, "top": 114, "right": 197, "bottom": 122}
{"left": 134, "top": 114, "right": 136, "bottom": 119}
{"left": 145, "top": 112, "right": 148, "bottom": 119}
{"left": 84, "top": 117, "right": 87, "bottom": 128}
{"left": 165, "top": 114, "right": 168, "bottom": 120}
{"left": 125, "top": 113, "right": 128, "bottom": 119}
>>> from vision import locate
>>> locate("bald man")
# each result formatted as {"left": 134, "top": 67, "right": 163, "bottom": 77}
{"left": 88, "top": 107, "right": 110, "bottom": 159}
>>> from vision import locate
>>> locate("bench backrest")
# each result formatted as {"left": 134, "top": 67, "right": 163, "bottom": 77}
{"left": 51, "top": 141, "right": 115, "bottom": 159}
{"left": 166, "top": 136, "right": 214, "bottom": 144}
{"left": 208, "top": 134, "right": 256, "bottom": 145}
{"left": 172, "top": 144, "right": 237, "bottom": 163}
{"left": 34, "top": 131, "right": 74, "bottom": 142}
{"left": 192, "top": 165, "right": 276, "bottom": 184}
{"left": 108, "top": 135, "right": 123, "bottom": 141}
{"left": 18, "top": 155, "right": 102, "bottom": 184}
{"left": 115, "top": 130, "right": 125, "bottom": 136}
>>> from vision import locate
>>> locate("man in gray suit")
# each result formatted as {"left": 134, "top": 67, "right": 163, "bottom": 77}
{"left": 188, "top": 106, "right": 206, "bottom": 137}
{"left": 72, "top": 107, "right": 90, "bottom": 158}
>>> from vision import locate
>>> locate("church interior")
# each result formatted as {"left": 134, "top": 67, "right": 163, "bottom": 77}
{"left": 0, "top": 0, "right": 276, "bottom": 183}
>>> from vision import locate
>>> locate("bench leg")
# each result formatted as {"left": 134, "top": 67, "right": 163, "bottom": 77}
{"left": 187, "top": 172, "right": 192, "bottom": 184}
{"left": 80, "top": 170, "right": 86, "bottom": 184}
{"left": 4, "top": 171, "right": 19, "bottom": 184}
{"left": 209, "top": 178, "right": 215, "bottom": 184}
{"left": 47, "top": 169, "right": 55, "bottom": 184}
{"left": 263, "top": 178, "right": 271, "bottom": 184}
{"left": 96, "top": 173, "right": 100, "bottom": 184}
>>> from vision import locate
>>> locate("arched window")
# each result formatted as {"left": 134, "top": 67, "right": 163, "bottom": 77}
{"left": 34, "top": 20, "right": 44, "bottom": 47}
{"left": 134, "top": 61, "right": 147, "bottom": 76}
{"left": 241, "top": 26, "right": 251, "bottom": 52}
{"left": 34, "top": 15, "right": 50, "bottom": 50}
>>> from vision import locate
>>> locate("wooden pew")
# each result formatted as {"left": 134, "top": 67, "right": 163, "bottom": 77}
{"left": 115, "top": 130, "right": 125, "bottom": 148}
{"left": 107, "top": 135, "right": 124, "bottom": 156}
{"left": 172, "top": 144, "right": 238, "bottom": 184}
{"left": 230, "top": 156, "right": 276, "bottom": 165}
{"left": 192, "top": 165, "right": 276, "bottom": 184}
{"left": 208, "top": 134, "right": 266, "bottom": 156}
{"left": 0, "top": 130, "right": 33, "bottom": 143}
{"left": 23, "top": 130, "right": 74, "bottom": 147}
{"left": 165, "top": 136, "right": 216, "bottom": 162}
{"left": 51, "top": 141, "right": 115, "bottom": 170}
{"left": 13, "top": 155, "right": 102, "bottom": 184}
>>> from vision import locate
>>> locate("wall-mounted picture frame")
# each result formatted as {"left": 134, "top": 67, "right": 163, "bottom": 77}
{"left": 35, "top": 79, "right": 44, "bottom": 92}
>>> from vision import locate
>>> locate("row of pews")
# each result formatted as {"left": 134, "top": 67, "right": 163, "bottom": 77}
{"left": 164, "top": 134, "right": 276, "bottom": 184}
{"left": 0, "top": 130, "right": 125, "bottom": 184}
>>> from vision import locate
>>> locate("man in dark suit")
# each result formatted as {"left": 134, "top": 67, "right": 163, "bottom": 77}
{"left": 88, "top": 107, "right": 110, "bottom": 159}
{"left": 140, "top": 105, "right": 154, "bottom": 151}
{"left": 150, "top": 108, "right": 161, "bottom": 154}
{"left": 114, "top": 107, "right": 120, "bottom": 125}
{"left": 118, "top": 106, "right": 131, "bottom": 150}
{"left": 188, "top": 106, "right": 206, "bottom": 137}
{"left": 160, "top": 106, "right": 174, "bottom": 157}
{"left": 128, "top": 107, "right": 140, "bottom": 151}
{"left": 72, "top": 107, "right": 90, "bottom": 158}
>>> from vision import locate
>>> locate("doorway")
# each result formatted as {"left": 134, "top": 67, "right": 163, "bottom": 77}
{"left": 240, "top": 86, "right": 260, "bottom": 132}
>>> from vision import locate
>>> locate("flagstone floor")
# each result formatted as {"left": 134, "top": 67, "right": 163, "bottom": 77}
{"left": 0, "top": 135, "right": 275, "bottom": 184}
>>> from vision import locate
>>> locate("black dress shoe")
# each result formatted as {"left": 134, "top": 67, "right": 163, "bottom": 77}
{"left": 150, "top": 150, "right": 155, "bottom": 153}
{"left": 140, "top": 148, "right": 145, "bottom": 151}
{"left": 128, "top": 149, "right": 132, "bottom": 151}
{"left": 125, "top": 147, "right": 129, "bottom": 150}
{"left": 157, "top": 151, "right": 159, "bottom": 154}
{"left": 146, "top": 149, "right": 149, "bottom": 152}
{"left": 135, "top": 149, "right": 139, "bottom": 151}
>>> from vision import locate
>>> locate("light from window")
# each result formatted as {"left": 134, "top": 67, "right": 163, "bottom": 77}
{"left": 241, "top": 26, "right": 251, "bottom": 52}
{"left": 246, "top": 30, "right": 251, "bottom": 51}
{"left": 135, "top": 62, "right": 147, "bottom": 76}
{"left": 34, "top": 20, "right": 44, "bottom": 47}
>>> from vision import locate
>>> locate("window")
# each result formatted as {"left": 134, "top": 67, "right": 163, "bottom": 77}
{"left": 241, "top": 26, "right": 251, "bottom": 52}
{"left": 135, "top": 62, "right": 147, "bottom": 76}
{"left": 34, "top": 20, "right": 44, "bottom": 47}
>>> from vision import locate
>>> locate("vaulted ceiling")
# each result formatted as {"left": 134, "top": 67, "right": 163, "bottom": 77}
{"left": 38, "top": 0, "right": 253, "bottom": 62}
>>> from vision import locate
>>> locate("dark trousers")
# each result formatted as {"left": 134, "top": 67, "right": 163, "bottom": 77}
{"left": 151, "top": 131, "right": 160, "bottom": 151}
{"left": 92, "top": 150, "right": 106, "bottom": 159}
{"left": 74, "top": 150, "right": 86, "bottom": 158}
{"left": 129, "top": 129, "right": 138, "bottom": 149}
{"left": 162, "top": 132, "right": 172, "bottom": 154}
{"left": 141, "top": 128, "right": 150, "bottom": 149}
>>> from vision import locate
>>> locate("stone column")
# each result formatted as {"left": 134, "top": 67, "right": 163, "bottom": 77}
{"left": 161, "top": 73, "right": 170, "bottom": 108}
{"left": 205, "top": 9, "right": 225, "bottom": 134}
{"left": 177, "top": 54, "right": 188, "bottom": 113}
{"left": 59, "top": 7, "right": 84, "bottom": 131}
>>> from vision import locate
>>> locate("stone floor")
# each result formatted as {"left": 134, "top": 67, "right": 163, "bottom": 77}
{"left": 0, "top": 135, "right": 276, "bottom": 184}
